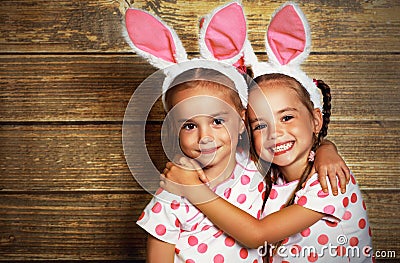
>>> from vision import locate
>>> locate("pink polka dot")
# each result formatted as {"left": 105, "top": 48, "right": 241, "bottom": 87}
{"left": 258, "top": 182, "right": 264, "bottom": 192}
{"left": 155, "top": 188, "right": 163, "bottom": 195}
{"left": 185, "top": 260, "right": 195, "bottom": 263}
{"left": 282, "top": 237, "right": 289, "bottom": 244}
{"left": 336, "top": 246, "right": 346, "bottom": 256}
{"left": 237, "top": 194, "right": 247, "bottom": 204}
{"left": 362, "top": 200, "right": 367, "bottom": 210}
{"left": 326, "top": 221, "right": 338, "bottom": 227}
{"left": 310, "top": 180, "right": 319, "bottom": 186}
{"left": 317, "top": 190, "right": 329, "bottom": 198}
{"left": 175, "top": 247, "right": 180, "bottom": 254}
{"left": 351, "top": 175, "right": 356, "bottom": 184}
{"left": 213, "top": 230, "right": 223, "bottom": 238}
{"left": 241, "top": 175, "right": 250, "bottom": 185}
{"left": 291, "top": 245, "right": 302, "bottom": 255}
{"left": 171, "top": 200, "right": 180, "bottom": 210}
{"left": 191, "top": 223, "right": 199, "bottom": 231}
{"left": 188, "top": 236, "right": 198, "bottom": 246}
{"left": 197, "top": 243, "right": 208, "bottom": 253}
{"left": 185, "top": 204, "right": 190, "bottom": 213}
{"left": 202, "top": 225, "right": 211, "bottom": 231}
{"left": 342, "top": 211, "right": 352, "bottom": 220}
{"left": 351, "top": 193, "right": 358, "bottom": 203}
{"left": 323, "top": 205, "right": 335, "bottom": 214}
{"left": 151, "top": 202, "right": 162, "bottom": 213}
{"left": 225, "top": 236, "right": 235, "bottom": 247}
{"left": 155, "top": 224, "right": 166, "bottom": 236}
{"left": 239, "top": 248, "right": 248, "bottom": 259}
{"left": 138, "top": 211, "right": 145, "bottom": 221}
{"left": 301, "top": 228, "right": 311, "bottom": 237}
{"left": 308, "top": 252, "right": 318, "bottom": 262}
{"left": 257, "top": 210, "right": 262, "bottom": 219}
{"left": 318, "top": 234, "right": 329, "bottom": 245}
{"left": 213, "top": 254, "right": 224, "bottom": 263}
{"left": 350, "top": 237, "right": 359, "bottom": 246}
{"left": 269, "top": 189, "right": 278, "bottom": 199}
{"left": 359, "top": 218, "right": 366, "bottom": 229}
{"left": 224, "top": 188, "right": 231, "bottom": 199}
{"left": 369, "top": 227, "right": 372, "bottom": 237}
{"left": 298, "top": 196, "right": 307, "bottom": 206}
{"left": 343, "top": 197, "right": 349, "bottom": 207}
{"left": 262, "top": 191, "right": 266, "bottom": 200}
{"left": 175, "top": 218, "right": 180, "bottom": 227}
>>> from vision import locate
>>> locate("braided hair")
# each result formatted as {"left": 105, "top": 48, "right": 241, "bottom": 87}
{"left": 246, "top": 73, "right": 332, "bottom": 260}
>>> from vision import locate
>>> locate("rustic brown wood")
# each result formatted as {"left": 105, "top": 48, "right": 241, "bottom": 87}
{"left": 1, "top": 0, "right": 399, "bottom": 261}
{"left": 0, "top": 122, "right": 398, "bottom": 191}
{"left": 0, "top": 190, "right": 398, "bottom": 260}
{"left": 1, "top": 54, "right": 399, "bottom": 122}
{"left": 0, "top": 1, "right": 399, "bottom": 53}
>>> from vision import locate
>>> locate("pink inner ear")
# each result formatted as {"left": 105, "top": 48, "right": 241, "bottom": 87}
{"left": 205, "top": 3, "right": 246, "bottom": 60}
{"left": 267, "top": 5, "right": 306, "bottom": 65}
{"left": 125, "top": 9, "right": 177, "bottom": 63}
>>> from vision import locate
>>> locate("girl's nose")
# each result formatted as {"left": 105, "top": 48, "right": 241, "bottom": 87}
{"left": 199, "top": 126, "right": 214, "bottom": 144}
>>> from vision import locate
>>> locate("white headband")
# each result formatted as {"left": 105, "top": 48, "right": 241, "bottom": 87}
{"left": 123, "top": 1, "right": 250, "bottom": 110}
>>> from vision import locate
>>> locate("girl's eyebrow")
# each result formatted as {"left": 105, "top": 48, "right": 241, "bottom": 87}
{"left": 177, "top": 111, "right": 230, "bottom": 123}
{"left": 277, "top": 107, "right": 298, "bottom": 114}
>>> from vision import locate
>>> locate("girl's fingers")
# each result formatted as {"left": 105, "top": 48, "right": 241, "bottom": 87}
{"left": 343, "top": 165, "right": 351, "bottom": 184}
{"left": 317, "top": 171, "right": 329, "bottom": 193}
{"left": 326, "top": 168, "right": 339, "bottom": 196}
{"left": 336, "top": 169, "right": 347, "bottom": 194}
{"left": 188, "top": 159, "right": 209, "bottom": 183}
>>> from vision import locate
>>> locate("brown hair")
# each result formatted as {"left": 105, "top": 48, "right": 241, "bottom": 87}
{"left": 247, "top": 73, "right": 331, "bottom": 257}
{"left": 164, "top": 68, "right": 244, "bottom": 113}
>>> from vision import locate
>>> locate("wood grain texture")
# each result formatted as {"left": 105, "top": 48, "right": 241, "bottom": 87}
{"left": 1, "top": 54, "right": 399, "bottom": 122}
{"left": 0, "top": 0, "right": 399, "bottom": 53}
{"left": 0, "top": 190, "right": 398, "bottom": 260}
{"left": 0, "top": 122, "right": 398, "bottom": 191}
{"left": 1, "top": 0, "right": 399, "bottom": 261}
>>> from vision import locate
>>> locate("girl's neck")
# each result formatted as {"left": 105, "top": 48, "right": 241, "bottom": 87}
{"left": 203, "top": 155, "right": 237, "bottom": 188}
{"left": 279, "top": 158, "right": 309, "bottom": 183}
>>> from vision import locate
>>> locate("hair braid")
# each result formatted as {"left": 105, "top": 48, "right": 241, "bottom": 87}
{"left": 316, "top": 79, "right": 332, "bottom": 144}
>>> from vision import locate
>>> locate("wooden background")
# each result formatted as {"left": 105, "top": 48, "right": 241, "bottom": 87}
{"left": 1, "top": 0, "right": 399, "bottom": 261}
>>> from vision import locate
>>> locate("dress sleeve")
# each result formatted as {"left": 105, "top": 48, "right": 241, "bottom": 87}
{"left": 294, "top": 174, "right": 346, "bottom": 223}
{"left": 136, "top": 188, "right": 184, "bottom": 244}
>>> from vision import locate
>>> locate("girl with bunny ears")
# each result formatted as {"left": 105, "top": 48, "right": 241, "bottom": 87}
{"left": 161, "top": 2, "right": 372, "bottom": 262}
{"left": 126, "top": 3, "right": 268, "bottom": 261}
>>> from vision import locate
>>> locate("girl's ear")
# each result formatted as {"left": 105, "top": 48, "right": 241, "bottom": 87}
{"left": 312, "top": 108, "right": 323, "bottom": 134}
{"left": 239, "top": 109, "right": 246, "bottom": 134}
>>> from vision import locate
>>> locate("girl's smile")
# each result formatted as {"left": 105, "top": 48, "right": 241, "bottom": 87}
{"left": 271, "top": 141, "right": 295, "bottom": 155}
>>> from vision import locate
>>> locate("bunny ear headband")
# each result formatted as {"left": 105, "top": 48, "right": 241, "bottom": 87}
{"left": 248, "top": 2, "right": 322, "bottom": 110}
{"left": 123, "top": 1, "right": 251, "bottom": 110}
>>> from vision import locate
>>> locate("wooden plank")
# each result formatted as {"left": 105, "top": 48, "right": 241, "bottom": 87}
{"left": 0, "top": 122, "right": 398, "bottom": 191}
{"left": 0, "top": 192, "right": 152, "bottom": 260}
{"left": 0, "top": 190, "right": 398, "bottom": 260}
{"left": 0, "top": 1, "right": 399, "bottom": 53}
{"left": 0, "top": 54, "right": 399, "bottom": 122}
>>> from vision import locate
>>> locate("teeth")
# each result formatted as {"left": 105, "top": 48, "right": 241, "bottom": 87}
{"left": 272, "top": 142, "right": 294, "bottom": 153}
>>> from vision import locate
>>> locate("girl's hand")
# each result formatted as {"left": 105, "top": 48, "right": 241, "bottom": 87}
{"left": 159, "top": 156, "right": 209, "bottom": 198}
{"left": 313, "top": 140, "right": 351, "bottom": 195}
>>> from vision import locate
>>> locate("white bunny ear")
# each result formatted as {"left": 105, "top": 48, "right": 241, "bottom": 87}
{"left": 199, "top": 1, "right": 247, "bottom": 65}
{"left": 266, "top": 2, "right": 311, "bottom": 66}
{"left": 124, "top": 8, "right": 188, "bottom": 69}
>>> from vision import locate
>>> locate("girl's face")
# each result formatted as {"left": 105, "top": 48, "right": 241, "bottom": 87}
{"left": 168, "top": 85, "right": 245, "bottom": 169}
{"left": 248, "top": 82, "right": 322, "bottom": 172}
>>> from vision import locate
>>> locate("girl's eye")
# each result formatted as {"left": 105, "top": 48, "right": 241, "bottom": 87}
{"left": 253, "top": 123, "right": 267, "bottom": 131}
{"left": 282, "top": 115, "right": 294, "bottom": 122}
{"left": 213, "top": 118, "right": 225, "bottom": 125}
{"left": 182, "top": 123, "right": 196, "bottom": 130}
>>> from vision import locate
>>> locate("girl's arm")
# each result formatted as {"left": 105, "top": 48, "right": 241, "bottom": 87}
{"left": 314, "top": 140, "right": 350, "bottom": 195}
{"left": 160, "top": 164, "right": 324, "bottom": 249}
{"left": 147, "top": 235, "right": 175, "bottom": 263}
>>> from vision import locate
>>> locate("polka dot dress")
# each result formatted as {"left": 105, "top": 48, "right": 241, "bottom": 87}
{"left": 263, "top": 173, "right": 373, "bottom": 263}
{"left": 137, "top": 152, "right": 265, "bottom": 262}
